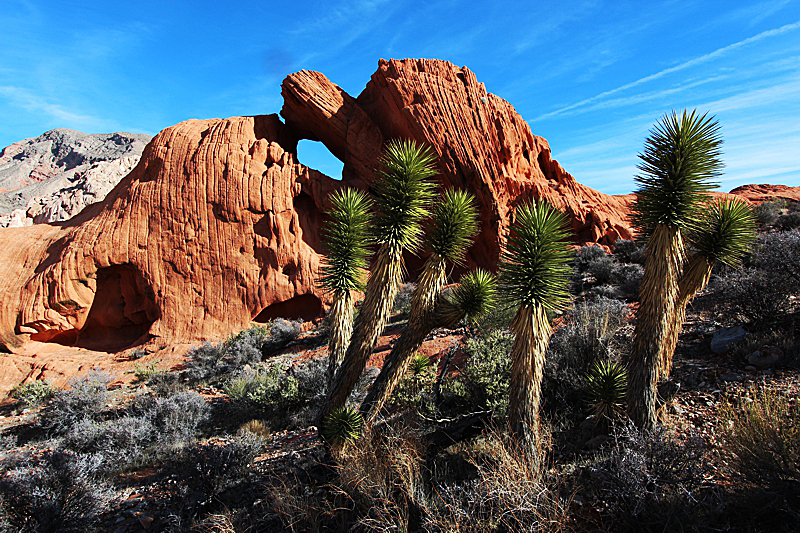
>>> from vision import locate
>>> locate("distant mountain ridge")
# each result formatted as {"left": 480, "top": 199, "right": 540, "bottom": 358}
{"left": 0, "top": 128, "right": 151, "bottom": 227}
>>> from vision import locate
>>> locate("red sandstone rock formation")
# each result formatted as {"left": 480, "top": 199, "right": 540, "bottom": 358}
{"left": 282, "top": 59, "right": 635, "bottom": 271}
{"left": 0, "top": 115, "right": 337, "bottom": 357}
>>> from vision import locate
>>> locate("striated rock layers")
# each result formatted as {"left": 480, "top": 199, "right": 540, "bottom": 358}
{"left": 0, "top": 116, "right": 338, "bottom": 354}
{"left": 282, "top": 59, "right": 634, "bottom": 270}
{"left": 0, "top": 129, "right": 151, "bottom": 227}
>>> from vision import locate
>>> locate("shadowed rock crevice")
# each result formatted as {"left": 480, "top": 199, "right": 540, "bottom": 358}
{"left": 254, "top": 294, "right": 322, "bottom": 322}
{"left": 75, "top": 264, "right": 159, "bottom": 352}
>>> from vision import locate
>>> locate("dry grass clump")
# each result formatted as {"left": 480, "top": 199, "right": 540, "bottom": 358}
{"left": 719, "top": 384, "right": 800, "bottom": 488}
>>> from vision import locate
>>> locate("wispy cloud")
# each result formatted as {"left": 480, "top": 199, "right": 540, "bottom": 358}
{"left": 532, "top": 19, "right": 800, "bottom": 121}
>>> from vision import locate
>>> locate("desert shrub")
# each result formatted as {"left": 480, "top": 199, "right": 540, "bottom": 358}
{"left": 387, "top": 354, "right": 437, "bottom": 415}
{"left": 613, "top": 238, "right": 645, "bottom": 264}
{"left": 38, "top": 370, "right": 111, "bottom": 435}
{"left": 720, "top": 385, "right": 800, "bottom": 489}
{"left": 10, "top": 380, "right": 54, "bottom": 409}
{"left": 133, "top": 390, "right": 210, "bottom": 446}
{"left": 0, "top": 449, "right": 115, "bottom": 533}
{"left": 238, "top": 419, "right": 271, "bottom": 439}
{"left": 543, "top": 297, "right": 630, "bottom": 425}
{"left": 225, "top": 362, "right": 299, "bottom": 425}
{"left": 184, "top": 320, "right": 301, "bottom": 383}
{"left": 133, "top": 360, "right": 165, "bottom": 382}
{"left": 446, "top": 330, "right": 513, "bottom": 415}
{"left": 392, "top": 282, "right": 416, "bottom": 318}
{"left": 754, "top": 198, "right": 787, "bottom": 228}
{"left": 713, "top": 229, "right": 800, "bottom": 323}
{"left": 261, "top": 318, "right": 303, "bottom": 356}
{"left": 612, "top": 262, "right": 644, "bottom": 300}
{"left": 285, "top": 355, "right": 330, "bottom": 428}
{"left": 62, "top": 415, "right": 154, "bottom": 471}
{"left": 173, "top": 432, "right": 265, "bottom": 504}
{"left": 573, "top": 244, "right": 606, "bottom": 271}
{"left": 587, "top": 423, "right": 712, "bottom": 532}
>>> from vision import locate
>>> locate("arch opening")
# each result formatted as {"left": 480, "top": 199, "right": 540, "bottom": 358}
{"left": 296, "top": 139, "right": 343, "bottom": 180}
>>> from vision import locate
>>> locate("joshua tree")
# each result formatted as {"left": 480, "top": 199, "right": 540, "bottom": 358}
{"left": 499, "top": 200, "right": 572, "bottom": 465}
{"left": 627, "top": 109, "right": 722, "bottom": 431}
{"left": 359, "top": 189, "right": 479, "bottom": 423}
{"left": 658, "top": 197, "right": 755, "bottom": 378}
{"left": 360, "top": 268, "right": 497, "bottom": 424}
{"left": 319, "top": 188, "right": 372, "bottom": 387}
{"left": 318, "top": 139, "right": 436, "bottom": 424}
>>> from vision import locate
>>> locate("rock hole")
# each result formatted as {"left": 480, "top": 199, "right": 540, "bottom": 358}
{"left": 282, "top": 262, "right": 297, "bottom": 279}
{"left": 76, "top": 264, "right": 159, "bottom": 352}
{"left": 296, "top": 139, "right": 343, "bottom": 180}
{"left": 254, "top": 294, "right": 322, "bottom": 322}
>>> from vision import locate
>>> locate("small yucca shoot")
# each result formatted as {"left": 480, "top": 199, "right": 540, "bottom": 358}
{"left": 322, "top": 406, "right": 364, "bottom": 445}
{"left": 409, "top": 354, "right": 433, "bottom": 375}
{"left": 586, "top": 360, "right": 628, "bottom": 423}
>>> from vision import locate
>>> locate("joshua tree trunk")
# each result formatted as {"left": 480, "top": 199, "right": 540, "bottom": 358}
{"left": 319, "top": 245, "right": 402, "bottom": 423}
{"left": 658, "top": 254, "right": 713, "bottom": 380}
{"left": 360, "top": 255, "right": 447, "bottom": 424}
{"left": 326, "top": 289, "right": 355, "bottom": 387}
{"left": 627, "top": 224, "right": 684, "bottom": 430}
{"left": 507, "top": 304, "right": 551, "bottom": 470}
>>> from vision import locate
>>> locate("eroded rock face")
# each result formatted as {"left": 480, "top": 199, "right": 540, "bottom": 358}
{"left": 282, "top": 59, "right": 635, "bottom": 271}
{"left": 0, "top": 116, "right": 338, "bottom": 355}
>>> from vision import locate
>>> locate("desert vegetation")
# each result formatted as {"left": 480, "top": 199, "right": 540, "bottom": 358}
{"left": 2, "top": 117, "right": 799, "bottom": 532}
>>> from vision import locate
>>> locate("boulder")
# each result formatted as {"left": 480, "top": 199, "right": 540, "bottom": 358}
{"left": 710, "top": 325, "right": 749, "bottom": 354}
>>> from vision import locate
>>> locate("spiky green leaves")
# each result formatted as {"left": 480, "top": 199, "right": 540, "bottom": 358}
{"left": 427, "top": 189, "right": 479, "bottom": 265}
{"left": 633, "top": 109, "right": 723, "bottom": 236}
{"left": 499, "top": 201, "right": 572, "bottom": 312}
{"left": 689, "top": 198, "right": 756, "bottom": 267}
{"left": 448, "top": 268, "right": 497, "bottom": 322}
{"left": 586, "top": 360, "right": 628, "bottom": 422}
{"left": 373, "top": 139, "right": 437, "bottom": 253}
{"left": 320, "top": 188, "right": 372, "bottom": 293}
{"left": 322, "top": 406, "right": 364, "bottom": 445}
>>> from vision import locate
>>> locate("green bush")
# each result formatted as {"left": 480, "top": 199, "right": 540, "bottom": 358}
{"left": 389, "top": 354, "right": 437, "bottom": 412}
{"left": 133, "top": 360, "right": 165, "bottom": 382}
{"left": 10, "top": 380, "right": 54, "bottom": 409}
{"left": 585, "top": 360, "right": 627, "bottom": 423}
{"left": 446, "top": 330, "right": 513, "bottom": 414}
{"left": 322, "top": 407, "right": 364, "bottom": 445}
{"left": 225, "top": 362, "right": 300, "bottom": 424}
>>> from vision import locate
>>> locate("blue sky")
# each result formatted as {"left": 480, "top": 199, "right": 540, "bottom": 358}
{"left": 1, "top": 0, "right": 798, "bottom": 194}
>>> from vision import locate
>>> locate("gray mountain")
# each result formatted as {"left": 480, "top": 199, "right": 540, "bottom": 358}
{"left": 0, "top": 129, "right": 151, "bottom": 227}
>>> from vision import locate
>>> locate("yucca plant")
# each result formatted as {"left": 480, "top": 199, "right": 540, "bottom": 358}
{"left": 320, "top": 187, "right": 372, "bottom": 387}
{"left": 658, "top": 198, "right": 756, "bottom": 378}
{"left": 319, "top": 140, "right": 437, "bottom": 424}
{"left": 409, "top": 353, "right": 433, "bottom": 375}
{"left": 323, "top": 406, "right": 364, "bottom": 445}
{"left": 360, "top": 268, "right": 497, "bottom": 424}
{"left": 499, "top": 201, "right": 572, "bottom": 465}
{"left": 628, "top": 109, "right": 722, "bottom": 431}
{"left": 358, "top": 189, "right": 479, "bottom": 424}
{"left": 586, "top": 359, "right": 628, "bottom": 424}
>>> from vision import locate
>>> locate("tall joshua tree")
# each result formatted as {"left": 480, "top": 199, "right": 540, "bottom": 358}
{"left": 360, "top": 268, "right": 496, "bottom": 424}
{"left": 658, "top": 198, "right": 755, "bottom": 379}
{"left": 320, "top": 188, "right": 372, "bottom": 387}
{"left": 500, "top": 200, "right": 572, "bottom": 466}
{"left": 359, "top": 189, "right": 479, "bottom": 422}
{"left": 627, "top": 109, "right": 722, "bottom": 431}
{"left": 318, "top": 139, "right": 436, "bottom": 424}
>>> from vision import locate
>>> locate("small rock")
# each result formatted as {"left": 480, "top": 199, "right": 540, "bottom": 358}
{"left": 748, "top": 347, "right": 782, "bottom": 368}
{"left": 671, "top": 404, "right": 685, "bottom": 415}
{"left": 137, "top": 514, "right": 154, "bottom": 530}
{"left": 744, "top": 365, "right": 757, "bottom": 372}
{"left": 720, "top": 373, "right": 742, "bottom": 382}
{"left": 711, "top": 326, "right": 749, "bottom": 354}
